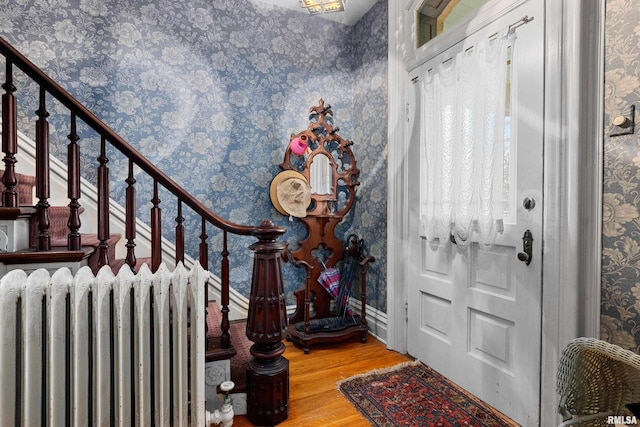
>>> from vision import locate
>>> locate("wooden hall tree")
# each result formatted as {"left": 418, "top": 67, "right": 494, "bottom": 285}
{"left": 272, "top": 100, "right": 374, "bottom": 354}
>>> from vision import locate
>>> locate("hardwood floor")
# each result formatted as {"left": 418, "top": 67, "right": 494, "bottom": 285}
{"left": 232, "top": 334, "right": 412, "bottom": 427}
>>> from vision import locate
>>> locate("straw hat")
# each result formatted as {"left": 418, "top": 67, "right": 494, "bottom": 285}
{"left": 270, "top": 170, "right": 311, "bottom": 218}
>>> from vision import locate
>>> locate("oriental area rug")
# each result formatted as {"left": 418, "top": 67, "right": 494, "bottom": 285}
{"left": 337, "top": 361, "right": 519, "bottom": 427}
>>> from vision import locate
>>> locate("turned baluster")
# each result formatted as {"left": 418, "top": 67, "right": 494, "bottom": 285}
{"left": 67, "top": 112, "right": 82, "bottom": 250}
{"left": 175, "top": 200, "right": 184, "bottom": 264}
{"left": 96, "top": 136, "right": 110, "bottom": 267}
{"left": 35, "top": 86, "right": 50, "bottom": 251}
{"left": 199, "top": 218, "right": 208, "bottom": 270}
{"left": 2, "top": 60, "right": 18, "bottom": 207}
{"left": 199, "top": 218, "right": 209, "bottom": 347}
{"left": 220, "top": 230, "right": 230, "bottom": 349}
{"left": 124, "top": 159, "right": 137, "bottom": 270}
{"left": 150, "top": 179, "right": 161, "bottom": 271}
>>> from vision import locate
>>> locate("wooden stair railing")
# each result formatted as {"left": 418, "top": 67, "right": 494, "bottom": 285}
{"left": 0, "top": 37, "right": 290, "bottom": 424}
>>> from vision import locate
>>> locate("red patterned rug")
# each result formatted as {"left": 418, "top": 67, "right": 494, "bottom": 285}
{"left": 337, "top": 361, "right": 519, "bottom": 427}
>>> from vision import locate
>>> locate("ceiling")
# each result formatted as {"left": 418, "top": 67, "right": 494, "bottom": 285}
{"left": 253, "top": 0, "right": 379, "bottom": 26}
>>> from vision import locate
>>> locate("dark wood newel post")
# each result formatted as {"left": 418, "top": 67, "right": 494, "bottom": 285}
{"left": 246, "top": 219, "right": 289, "bottom": 426}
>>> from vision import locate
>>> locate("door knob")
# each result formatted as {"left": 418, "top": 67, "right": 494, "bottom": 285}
{"left": 523, "top": 197, "right": 536, "bottom": 211}
{"left": 517, "top": 230, "right": 533, "bottom": 266}
{"left": 517, "top": 251, "right": 531, "bottom": 264}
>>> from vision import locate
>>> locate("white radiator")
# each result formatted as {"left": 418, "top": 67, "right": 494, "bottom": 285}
{"left": 0, "top": 262, "right": 209, "bottom": 426}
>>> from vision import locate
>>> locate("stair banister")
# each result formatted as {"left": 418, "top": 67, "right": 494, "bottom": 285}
{"left": 0, "top": 36, "right": 290, "bottom": 423}
{"left": 0, "top": 38, "right": 279, "bottom": 238}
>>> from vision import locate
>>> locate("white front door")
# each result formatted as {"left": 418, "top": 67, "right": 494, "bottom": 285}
{"left": 406, "top": 0, "right": 544, "bottom": 425}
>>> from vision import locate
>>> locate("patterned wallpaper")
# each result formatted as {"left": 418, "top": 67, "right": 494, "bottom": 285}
{"left": 7, "top": 0, "right": 640, "bottom": 346}
{"left": 602, "top": 0, "right": 640, "bottom": 351}
{"left": 0, "top": 0, "right": 388, "bottom": 311}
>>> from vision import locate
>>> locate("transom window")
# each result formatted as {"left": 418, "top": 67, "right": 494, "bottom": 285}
{"left": 416, "top": 0, "right": 490, "bottom": 47}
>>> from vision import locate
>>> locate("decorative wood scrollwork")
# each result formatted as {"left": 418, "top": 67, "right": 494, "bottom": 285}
{"left": 279, "top": 98, "right": 360, "bottom": 217}
{"left": 278, "top": 99, "right": 361, "bottom": 324}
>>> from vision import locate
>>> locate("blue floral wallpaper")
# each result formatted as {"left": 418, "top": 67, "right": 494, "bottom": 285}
{"left": 601, "top": 0, "right": 640, "bottom": 351}
{"left": 0, "top": 0, "right": 388, "bottom": 311}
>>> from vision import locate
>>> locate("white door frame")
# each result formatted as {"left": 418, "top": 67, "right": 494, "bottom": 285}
{"left": 386, "top": 1, "right": 604, "bottom": 426}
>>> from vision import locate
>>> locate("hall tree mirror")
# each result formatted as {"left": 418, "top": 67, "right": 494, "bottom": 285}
{"left": 416, "top": 0, "right": 490, "bottom": 47}
{"left": 310, "top": 153, "right": 332, "bottom": 195}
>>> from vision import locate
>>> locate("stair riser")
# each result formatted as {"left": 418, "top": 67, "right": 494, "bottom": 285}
{"left": 0, "top": 218, "right": 30, "bottom": 251}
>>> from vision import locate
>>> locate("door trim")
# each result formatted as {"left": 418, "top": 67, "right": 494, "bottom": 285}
{"left": 387, "top": 0, "right": 410, "bottom": 355}
{"left": 539, "top": 0, "right": 604, "bottom": 424}
{"left": 386, "top": 1, "right": 605, "bottom": 425}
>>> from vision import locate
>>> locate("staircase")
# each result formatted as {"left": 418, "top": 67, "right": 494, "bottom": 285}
{"left": 0, "top": 104, "right": 252, "bottom": 420}
{"left": 0, "top": 169, "right": 252, "bottom": 412}
{"left": 0, "top": 36, "right": 290, "bottom": 424}
{"left": 0, "top": 171, "right": 121, "bottom": 274}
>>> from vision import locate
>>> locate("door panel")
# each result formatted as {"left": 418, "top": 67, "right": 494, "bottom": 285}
{"left": 406, "top": 0, "right": 543, "bottom": 425}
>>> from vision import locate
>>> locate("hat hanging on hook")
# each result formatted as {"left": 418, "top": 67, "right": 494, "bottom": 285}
{"left": 269, "top": 170, "right": 311, "bottom": 218}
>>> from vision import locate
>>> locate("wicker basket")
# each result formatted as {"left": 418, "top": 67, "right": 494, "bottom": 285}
{"left": 556, "top": 337, "right": 640, "bottom": 426}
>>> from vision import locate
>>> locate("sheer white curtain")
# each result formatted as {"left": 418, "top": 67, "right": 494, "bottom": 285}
{"left": 419, "top": 33, "right": 513, "bottom": 248}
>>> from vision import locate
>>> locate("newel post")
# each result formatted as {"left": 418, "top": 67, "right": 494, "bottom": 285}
{"left": 245, "top": 220, "right": 289, "bottom": 426}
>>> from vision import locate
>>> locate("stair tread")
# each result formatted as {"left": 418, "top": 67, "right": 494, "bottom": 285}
{"left": 206, "top": 337, "right": 238, "bottom": 362}
{"left": 0, "top": 206, "right": 37, "bottom": 220}
{"left": 0, "top": 246, "right": 94, "bottom": 263}
{"left": 48, "top": 232, "right": 122, "bottom": 248}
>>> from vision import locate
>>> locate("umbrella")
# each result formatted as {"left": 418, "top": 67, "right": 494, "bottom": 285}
{"left": 317, "top": 266, "right": 353, "bottom": 317}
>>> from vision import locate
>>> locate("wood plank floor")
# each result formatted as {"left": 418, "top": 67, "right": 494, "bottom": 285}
{"left": 232, "top": 334, "right": 413, "bottom": 427}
